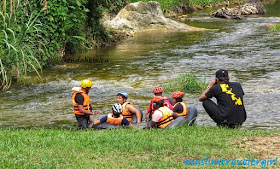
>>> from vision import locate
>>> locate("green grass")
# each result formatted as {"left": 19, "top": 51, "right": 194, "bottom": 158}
{"left": 162, "top": 74, "right": 207, "bottom": 94}
{"left": 0, "top": 126, "right": 277, "bottom": 168}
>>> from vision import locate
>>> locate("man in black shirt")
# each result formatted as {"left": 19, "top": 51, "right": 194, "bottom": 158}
{"left": 199, "top": 69, "right": 246, "bottom": 128}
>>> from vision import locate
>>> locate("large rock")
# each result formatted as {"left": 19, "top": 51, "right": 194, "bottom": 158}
{"left": 104, "top": 1, "right": 204, "bottom": 35}
{"left": 212, "top": 0, "right": 266, "bottom": 19}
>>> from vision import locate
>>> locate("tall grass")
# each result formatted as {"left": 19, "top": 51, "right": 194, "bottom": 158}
{"left": 162, "top": 74, "right": 207, "bottom": 94}
{"left": 0, "top": 1, "right": 48, "bottom": 90}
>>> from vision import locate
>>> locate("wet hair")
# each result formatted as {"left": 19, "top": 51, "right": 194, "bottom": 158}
{"left": 117, "top": 94, "right": 127, "bottom": 100}
{"left": 114, "top": 113, "right": 120, "bottom": 118}
{"left": 175, "top": 98, "right": 183, "bottom": 102}
{"left": 156, "top": 100, "right": 165, "bottom": 107}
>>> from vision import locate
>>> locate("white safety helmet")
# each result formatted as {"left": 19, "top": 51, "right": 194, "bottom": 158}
{"left": 112, "top": 103, "right": 123, "bottom": 116}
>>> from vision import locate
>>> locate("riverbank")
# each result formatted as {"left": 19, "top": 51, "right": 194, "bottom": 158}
{"left": 0, "top": 126, "right": 279, "bottom": 168}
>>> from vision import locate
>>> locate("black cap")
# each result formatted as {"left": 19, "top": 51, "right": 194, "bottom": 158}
{"left": 216, "top": 69, "right": 229, "bottom": 81}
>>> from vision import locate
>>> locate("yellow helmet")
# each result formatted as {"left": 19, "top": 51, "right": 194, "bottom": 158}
{"left": 81, "top": 79, "right": 93, "bottom": 88}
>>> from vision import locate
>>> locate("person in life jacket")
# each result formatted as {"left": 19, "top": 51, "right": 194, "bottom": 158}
{"left": 171, "top": 91, "right": 189, "bottom": 118}
{"left": 93, "top": 103, "right": 133, "bottom": 128}
{"left": 146, "top": 86, "right": 173, "bottom": 121}
{"left": 147, "top": 96, "right": 177, "bottom": 129}
{"left": 72, "top": 79, "right": 101, "bottom": 129}
{"left": 117, "top": 91, "right": 142, "bottom": 124}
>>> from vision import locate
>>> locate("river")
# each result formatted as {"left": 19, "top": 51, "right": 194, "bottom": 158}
{"left": 1, "top": 1, "right": 280, "bottom": 129}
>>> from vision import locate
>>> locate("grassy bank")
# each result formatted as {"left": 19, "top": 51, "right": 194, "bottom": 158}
{"left": 0, "top": 126, "right": 277, "bottom": 168}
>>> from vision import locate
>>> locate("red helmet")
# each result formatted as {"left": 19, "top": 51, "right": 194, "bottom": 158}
{"left": 153, "top": 86, "right": 163, "bottom": 93}
{"left": 171, "top": 91, "right": 185, "bottom": 99}
{"left": 151, "top": 96, "right": 165, "bottom": 103}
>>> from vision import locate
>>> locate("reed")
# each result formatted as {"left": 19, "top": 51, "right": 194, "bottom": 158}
{"left": 0, "top": 7, "right": 47, "bottom": 90}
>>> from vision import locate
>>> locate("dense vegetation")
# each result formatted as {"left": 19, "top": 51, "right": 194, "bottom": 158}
{"left": 128, "top": 0, "right": 237, "bottom": 12}
{"left": 0, "top": 0, "right": 127, "bottom": 90}
{"left": 0, "top": 126, "right": 276, "bottom": 168}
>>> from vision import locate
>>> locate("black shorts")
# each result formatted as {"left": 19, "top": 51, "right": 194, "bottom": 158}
{"left": 75, "top": 114, "right": 90, "bottom": 129}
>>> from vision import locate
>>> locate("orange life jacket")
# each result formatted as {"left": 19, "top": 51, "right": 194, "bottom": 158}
{"left": 174, "top": 102, "right": 188, "bottom": 117}
{"left": 72, "top": 91, "right": 91, "bottom": 115}
{"left": 154, "top": 106, "right": 174, "bottom": 128}
{"left": 121, "top": 102, "right": 133, "bottom": 122}
{"left": 106, "top": 113, "right": 124, "bottom": 125}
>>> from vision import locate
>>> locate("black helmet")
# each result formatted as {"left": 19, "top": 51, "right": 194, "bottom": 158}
{"left": 112, "top": 103, "right": 123, "bottom": 116}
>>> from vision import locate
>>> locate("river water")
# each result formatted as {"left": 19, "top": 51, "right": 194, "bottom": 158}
{"left": 1, "top": 1, "right": 280, "bottom": 129}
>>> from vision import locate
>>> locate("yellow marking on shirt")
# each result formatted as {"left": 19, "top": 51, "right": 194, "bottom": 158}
{"left": 220, "top": 84, "right": 242, "bottom": 105}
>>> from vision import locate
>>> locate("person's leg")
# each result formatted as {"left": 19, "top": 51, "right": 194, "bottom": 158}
{"left": 75, "top": 115, "right": 89, "bottom": 129}
{"left": 202, "top": 99, "right": 223, "bottom": 124}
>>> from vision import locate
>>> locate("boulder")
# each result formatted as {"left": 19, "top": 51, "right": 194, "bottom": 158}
{"left": 212, "top": 0, "right": 266, "bottom": 19}
{"left": 104, "top": 1, "right": 205, "bottom": 35}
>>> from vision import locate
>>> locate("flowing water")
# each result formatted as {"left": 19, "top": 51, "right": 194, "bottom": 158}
{"left": 1, "top": 2, "right": 280, "bottom": 129}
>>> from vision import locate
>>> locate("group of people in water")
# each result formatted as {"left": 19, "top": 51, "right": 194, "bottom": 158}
{"left": 72, "top": 69, "right": 247, "bottom": 129}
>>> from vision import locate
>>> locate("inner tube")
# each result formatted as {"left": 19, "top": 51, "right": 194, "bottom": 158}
{"left": 130, "top": 106, "right": 143, "bottom": 124}
{"left": 93, "top": 107, "right": 143, "bottom": 129}
{"left": 92, "top": 123, "right": 128, "bottom": 129}
{"left": 165, "top": 106, "right": 197, "bottom": 129}
{"left": 185, "top": 106, "right": 197, "bottom": 126}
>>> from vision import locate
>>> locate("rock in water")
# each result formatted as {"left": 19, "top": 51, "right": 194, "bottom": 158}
{"left": 212, "top": 0, "right": 266, "bottom": 19}
{"left": 104, "top": 1, "right": 205, "bottom": 35}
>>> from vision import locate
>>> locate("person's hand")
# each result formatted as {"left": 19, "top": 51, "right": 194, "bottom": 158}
{"left": 93, "top": 110, "right": 101, "bottom": 115}
{"left": 208, "top": 80, "right": 216, "bottom": 88}
{"left": 145, "top": 113, "right": 149, "bottom": 122}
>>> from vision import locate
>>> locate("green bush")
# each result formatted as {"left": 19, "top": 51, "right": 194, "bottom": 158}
{"left": 162, "top": 74, "right": 207, "bottom": 94}
{"left": 0, "top": 0, "right": 121, "bottom": 90}
{"left": 269, "top": 24, "right": 280, "bottom": 32}
{"left": 0, "top": 9, "right": 49, "bottom": 90}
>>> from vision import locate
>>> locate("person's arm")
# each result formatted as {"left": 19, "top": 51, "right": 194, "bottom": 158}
{"left": 93, "top": 110, "right": 101, "bottom": 115}
{"left": 78, "top": 105, "right": 93, "bottom": 115}
{"left": 171, "top": 111, "right": 178, "bottom": 119}
{"left": 93, "top": 115, "right": 107, "bottom": 125}
{"left": 199, "top": 80, "right": 216, "bottom": 101}
{"left": 164, "top": 99, "right": 173, "bottom": 110}
{"left": 93, "top": 119, "right": 101, "bottom": 125}
{"left": 127, "top": 104, "right": 141, "bottom": 124}
{"left": 146, "top": 100, "right": 153, "bottom": 121}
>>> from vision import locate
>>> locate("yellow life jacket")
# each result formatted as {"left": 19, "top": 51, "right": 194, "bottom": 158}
{"left": 174, "top": 102, "right": 188, "bottom": 117}
{"left": 155, "top": 106, "right": 174, "bottom": 128}
{"left": 121, "top": 102, "right": 133, "bottom": 122}
{"left": 106, "top": 113, "right": 124, "bottom": 125}
{"left": 72, "top": 92, "right": 91, "bottom": 115}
